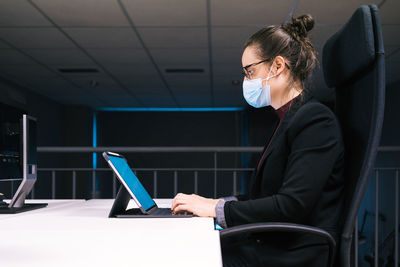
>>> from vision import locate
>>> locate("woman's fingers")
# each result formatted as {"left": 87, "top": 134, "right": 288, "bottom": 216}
{"left": 172, "top": 193, "right": 183, "bottom": 209}
{"left": 171, "top": 193, "right": 191, "bottom": 211}
{"left": 171, "top": 194, "right": 218, "bottom": 217}
{"left": 172, "top": 203, "right": 192, "bottom": 214}
{"left": 171, "top": 198, "right": 185, "bottom": 211}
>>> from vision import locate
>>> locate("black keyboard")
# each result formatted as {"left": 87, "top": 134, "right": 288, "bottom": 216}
{"left": 123, "top": 207, "right": 193, "bottom": 216}
{"left": 152, "top": 208, "right": 192, "bottom": 216}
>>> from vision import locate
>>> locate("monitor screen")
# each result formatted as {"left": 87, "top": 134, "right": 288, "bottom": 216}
{"left": 0, "top": 103, "right": 23, "bottom": 182}
{"left": 107, "top": 155, "right": 156, "bottom": 211}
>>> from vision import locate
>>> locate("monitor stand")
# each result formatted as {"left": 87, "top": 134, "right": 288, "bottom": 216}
{"left": 0, "top": 179, "right": 47, "bottom": 214}
{"left": 0, "top": 114, "right": 47, "bottom": 214}
{"left": 0, "top": 203, "right": 48, "bottom": 214}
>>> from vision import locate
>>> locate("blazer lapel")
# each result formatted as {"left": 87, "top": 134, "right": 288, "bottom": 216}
{"left": 254, "top": 91, "right": 314, "bottom": 177}
{"left": 254, "top": 114, "right": 290, "bottom": 177}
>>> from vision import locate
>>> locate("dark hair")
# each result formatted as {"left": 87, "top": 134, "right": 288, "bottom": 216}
{"left": 244, "top": 14, "right": 318, "bottom": 90}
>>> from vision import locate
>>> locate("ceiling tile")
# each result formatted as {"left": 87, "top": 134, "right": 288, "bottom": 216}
{"left": 212, "top": 26, "right": 261, "bottom": 48}
{"left": 382, "top": 25, "right": 400, "bottom": 46}
{"left": 213, "top": 25, "right": 341, "bottom": 63}
{"left": 87, "top": 48, "right": 151, "bottom": 65}
{"left": 24, "top": 77, "right": 77, "bottom": 94}
{"left": 24, "top": 48, "right": 94, "bottom": 66}
{"left": 25, "top": 75, "right": 137, "bottom": 106}
{"left": 137, "top": 27, "right": 208, "bottom": 48}
{"left": 0, "top": 28, "right": 75, "bottom": 49}
{"left": 54, "top": 94, "right": 105, "bottom": 107}
{"left": 151, "top": 48, "right": 209, "bottom": 64}
{"left": 64, "top": 28, "right": 142, "bottom": 49}
{"left": 122, "top": 85, "right": 178, "bottom": 106}
{"left": 130, "top": 87, "right": 170, "bottom": 96}
{"left": 77, "top": 84, "right": 144, "bottom": 107}
{"left": 0, "top": 40, "right": 10, "bottom": 49}
{"left": 213, "top": 48, "right": 243, "bottom": 64}
{"left": 213, "top": 63, "right": 242, "bottom": 77}
{"left": 97, "top": 93, "right": 142, "bottom": 107}
{"left": 0, "top": 64, "right": 56, "bottom": 78}
{"left": 66, "top": 75, "right": 120, "bottom": 90}
{"left": 0, "top": 49, "right": 36, "bottom": 65}
{"left": 121, "top": 0, "right": 207, "bottom": 26}
{"left": 135, "top": 93, "right": 177, "bottom": 107}
{"left": 173, "top": 92, "right": 212, "bottom": 107}
{"left": 107, "top": 64, "right": 159, "bottom": 78}
{"left": 117, "top": 75, "right": 165, "bottom": 89}
{"left": 214, "top": 75, "right": 243, "bottom": 92}
{"left": 0, "top": 0, "right": 51, "bottom": 27}
{"left": 211, "top": 0, "right": 291, "bottom": 26}
{"left": 295, "top": 0, "right": 380, "bottom": 24}
{"left": 166, "top": 74, "right": 210, "bottom": 89}
{"left": 32, "top": 0, "right": 129, "bottom": 27}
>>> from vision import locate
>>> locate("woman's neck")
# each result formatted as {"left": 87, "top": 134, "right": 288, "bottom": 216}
{"left": 272, "top": 88, "right": 302, "bottom": 110}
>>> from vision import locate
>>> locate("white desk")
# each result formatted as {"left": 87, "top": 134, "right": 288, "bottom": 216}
{"left": 0, "top": 199, "right": 222, "bottom": 267}
{"left": 0, "top": 199, "right": 86, "bottom": 220}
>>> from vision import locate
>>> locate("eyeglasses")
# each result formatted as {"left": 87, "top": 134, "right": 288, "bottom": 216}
{"left": 242, "top": 58, "right": 271, "bottom": 80}
{"left": 242, "top": 58, "right": 291, "bottom": 79}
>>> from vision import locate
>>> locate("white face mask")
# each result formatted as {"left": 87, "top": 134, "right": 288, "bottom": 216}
{"left": 242, "top": 62, "right": 277, "bottom": 108}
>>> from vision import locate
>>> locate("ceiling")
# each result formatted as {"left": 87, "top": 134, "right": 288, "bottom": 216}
{"left": 0, "top": 0, "right": 398, "bottom": 108}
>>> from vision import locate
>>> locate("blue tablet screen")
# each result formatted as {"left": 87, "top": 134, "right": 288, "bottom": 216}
{"left": 108, "top": 155, "right": 156, "bottom": 211}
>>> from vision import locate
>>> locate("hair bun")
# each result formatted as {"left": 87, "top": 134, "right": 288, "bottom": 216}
{"left": 285, "top": 14, "right": 315, "bottom": 39}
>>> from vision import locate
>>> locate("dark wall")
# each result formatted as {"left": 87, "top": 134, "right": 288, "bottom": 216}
{"left": 0, "top": 78, "right": 94, "bottom": 199}
{"left": 96, "top": 111, "right": 244, "bottom": 198}
{"left": 0, "top": 78, "right": 64, "bottom": 198}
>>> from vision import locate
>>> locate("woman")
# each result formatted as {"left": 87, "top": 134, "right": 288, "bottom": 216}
{"left": 172, "top": 14, "right": 344, "bottom": 267}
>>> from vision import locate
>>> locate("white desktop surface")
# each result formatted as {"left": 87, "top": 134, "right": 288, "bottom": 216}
{"left": 0, "top": 199, "right": 223, "bottom": 267}
{"left": 0, "top": 199, "right": 85, "bottom": 220}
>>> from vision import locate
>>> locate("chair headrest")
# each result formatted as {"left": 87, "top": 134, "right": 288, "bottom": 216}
{"left": 322, "top": 5, "right": 376, "bottom": 87}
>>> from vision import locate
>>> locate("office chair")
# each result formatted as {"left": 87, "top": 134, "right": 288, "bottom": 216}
{"left": 219, "top": 4, "right": 385, "bottom": 267}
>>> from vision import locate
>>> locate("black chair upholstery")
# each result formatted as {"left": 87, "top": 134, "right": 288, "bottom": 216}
{"left": 323, "top": 4, "right": 385, "bottom": 267}
{"left": 219, "top": 5, "right": 385, "bottom": 267}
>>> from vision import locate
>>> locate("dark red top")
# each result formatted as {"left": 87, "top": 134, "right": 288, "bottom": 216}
{"left": 256, "top": 98, "right": 295, "bottom": 171}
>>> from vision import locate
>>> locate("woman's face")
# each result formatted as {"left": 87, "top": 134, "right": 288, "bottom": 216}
{"left": 241, "top": 45, "right": 271, "bottom": 82}
{"left": 241, "top": 45, "right": 295, "bottom": 109}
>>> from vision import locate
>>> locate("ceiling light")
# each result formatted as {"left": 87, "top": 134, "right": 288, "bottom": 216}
{"left": 58, "top": 68, "right": 99, "bottom": 73}
{"left": 165, "top": 68, "right": 204, "bottom": 73}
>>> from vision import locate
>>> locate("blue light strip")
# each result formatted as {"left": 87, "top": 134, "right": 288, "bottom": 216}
{"left": 97, "top": 107, "right": 244, "bottom": 112}
{"left": 92, "top": 112, "right": 97, "bottom": 169}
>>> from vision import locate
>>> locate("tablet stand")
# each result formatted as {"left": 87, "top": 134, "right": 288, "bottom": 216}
{"left": 109, "top": 185, "right": 136, "bottom": 217}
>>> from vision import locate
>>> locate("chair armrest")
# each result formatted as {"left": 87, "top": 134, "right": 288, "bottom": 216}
{"left": 220, "top": 222, "right": 336, "bottom": 267}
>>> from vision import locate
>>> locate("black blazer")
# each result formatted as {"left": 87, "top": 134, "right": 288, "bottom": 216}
{"left": 223, "top": 91, "right": 345, "bottom": 267}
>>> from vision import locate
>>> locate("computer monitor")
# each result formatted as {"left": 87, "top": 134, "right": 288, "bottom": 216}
{"left": 0, "top": 103, "right": 23, "bottom": 186}
{"left": 0, "top": 114, "right": 47, "bottom": 213}
{"left": 8, "top": 114, "right": 37, "bottom": 207}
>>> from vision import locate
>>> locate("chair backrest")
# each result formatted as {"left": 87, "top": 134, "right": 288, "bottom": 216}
{"left": 322, "top": 4, "right": 385, "bottom": 267}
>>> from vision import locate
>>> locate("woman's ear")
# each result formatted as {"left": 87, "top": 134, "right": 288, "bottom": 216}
{"left": 272, "top": 56, "right": 286, "bottom": 76}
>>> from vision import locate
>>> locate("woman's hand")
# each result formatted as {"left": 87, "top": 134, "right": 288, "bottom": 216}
{"left": 171, "top": 193, "right": 220, "bottom": 217}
